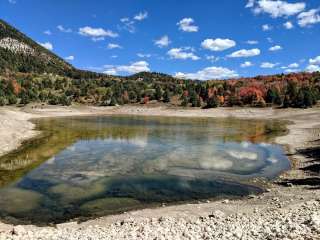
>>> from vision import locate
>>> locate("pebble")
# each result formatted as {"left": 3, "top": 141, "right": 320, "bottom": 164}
{"left": 0, "top": 200, "right": 319, "bottom": 240}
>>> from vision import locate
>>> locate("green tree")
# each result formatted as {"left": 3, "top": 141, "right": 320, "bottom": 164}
{"left": 205, "top": 96, "right": 219, "bottom": 108}
{"left": 0, "top": 96, "right": 6, "bottom": 106}
{"left": 154, "top": 85, "right": 162, "bottom": 101}
{"left": 181, "top": 95, "right": 189, "bottom": 107}
{"left": 163, "top": 90, "right": 170, "bottom": 103}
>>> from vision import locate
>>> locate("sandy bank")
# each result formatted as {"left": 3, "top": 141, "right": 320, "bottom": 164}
{"left": 0, "top": 104, "right": 319, "bottom": 239}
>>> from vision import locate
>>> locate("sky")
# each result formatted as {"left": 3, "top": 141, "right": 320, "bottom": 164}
{"left": 1, "top": 0, "right": 320, "bottom": 80}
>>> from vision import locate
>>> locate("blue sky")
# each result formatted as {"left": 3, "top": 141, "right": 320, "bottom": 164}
{"left": 1, "top": 0, "right": 320, "bottom": 80}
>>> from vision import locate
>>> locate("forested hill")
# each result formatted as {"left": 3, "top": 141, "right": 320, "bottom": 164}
{"left": 0, "top": 19, "right": 76, "bottom": 75}
{"left": 0, "top": 19, "right": 319, "bottom": 109}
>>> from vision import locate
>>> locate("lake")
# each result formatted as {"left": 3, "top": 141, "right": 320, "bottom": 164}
{"left": 0, "top": 115, "right": 290, "bottom": 224}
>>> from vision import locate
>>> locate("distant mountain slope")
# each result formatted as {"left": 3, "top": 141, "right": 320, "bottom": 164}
{"left": 0, "top": 19, "right": 74, "bottom": 75}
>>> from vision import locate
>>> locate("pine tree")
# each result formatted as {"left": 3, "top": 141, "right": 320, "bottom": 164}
{"left": 163, "top": 90, "right": 170, "bottom": 103}
{"left": 206, "top": 96, "right": 219, "bottom": 108}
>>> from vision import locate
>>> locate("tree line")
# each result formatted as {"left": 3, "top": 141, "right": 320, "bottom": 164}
{"left": 0, "top": 71, "right": 319, "bottom": 108}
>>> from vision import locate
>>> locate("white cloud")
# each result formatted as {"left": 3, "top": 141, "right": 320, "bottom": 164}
{"left": 267, "top": 37, "right": 273, "bottom": 43}
{"left": 107, "top": 43, "right": 122, "bottom": 49}
{"left": 283, "top": 21, "right": 294, "bottom": 29}
{"left": 285, "top": 68, "right": 299, "bottom": 73}
{"left": 175, "top": 66, "right": 238, "bottom": 80}
{"left": 79, "top": 26, "right": 118, "bottom": 41}
{"left": 228, "top": 48, "right": 261, "bottom": 58}
{"left": 250, "top": 0, "right": 306, "bottom": 18}
{"left": 245, "top": 0, "right": 255, "bottom": 8}
{"left": 262, "top": 24, "right": 272, "bottom": 31}
{"left": 119, "top": 18, "right": 136, "bottom": 33}
{"left": 201, "top": 38, "right": 236, "bottom": 51}
{"left": 39, "top": 42, "right": 53, "bottom": 51}
{"left": 309, "top": 56, "right": 320, "bottom": 65}
{"left": 246, "top": 40, "right": 259, "bottom": 45}
{"left": 288, "top": 63, "right": 299, "bottom": 68}
{"left": 154, "top": 35, "right": 171, "bottom": 48}
{"left": 103, "top": 61, "right": 150, "bottom": 75}
{"left": 269, "top": 45, "right": 282, "bottom": 51}
{"left": 57, "top": 25, "right": 72, "bottom": 33}
{"left": 65, "top": 56, "right": 74, "bottom": 61}
{"left": 306, "top": 65, "right": 320, "bottom": 72}
{"left": 167, "top": 48, "right": 200, "bottom": 60}
{"left": 134, "top": 11, "right": 148, "bottom": 21}
{"left": 241, "top": 61, "right": 254, "bottom": 68}
{"left": 120, "top": 17, "right": 129, "bottom": 23}
{"left": 298, "top": 9, "right": 320, "bottom": 27}
{"left": 8, "top": 0, "right": 16, "bottom": 4}
{"left": 260, "top": 62, "right": 278, "bottom": 68}
{"left": 177, "top": 18, "right": 199, "bottom": 32}
{"left": 137, "top": 53, "right": 151, "bottom": 58}
{"left": 206, "top": 55, "right": 220, "bottom": 62}
{"left": 43, "top": 30, "right": 52, "bottom": 35}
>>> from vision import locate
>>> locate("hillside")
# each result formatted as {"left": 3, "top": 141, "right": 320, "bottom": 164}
{"left": 0, "top": 19, "right": 77, "bottom": 75}
{"left": 0, "top": 19, "right": 319, "bottom": 108}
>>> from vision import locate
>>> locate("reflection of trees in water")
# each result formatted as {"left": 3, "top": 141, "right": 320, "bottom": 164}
{"left": 0, "top": 116, "right": 286, "bottom": 188}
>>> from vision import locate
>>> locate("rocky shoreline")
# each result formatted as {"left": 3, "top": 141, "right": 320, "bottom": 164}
{"left": 0, "top": 105, "right": 319, "bottom": 239}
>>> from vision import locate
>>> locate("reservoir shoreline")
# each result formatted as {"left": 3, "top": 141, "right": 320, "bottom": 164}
{"left": 0, "top": 104, "right": 319, "bottom": 239}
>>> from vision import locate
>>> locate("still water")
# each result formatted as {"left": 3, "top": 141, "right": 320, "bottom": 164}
{"left": 0, "top": 115, "right": 290, "bottom": 224}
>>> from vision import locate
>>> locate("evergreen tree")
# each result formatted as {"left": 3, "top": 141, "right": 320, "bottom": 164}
{"left": 181, "top": 95, "right": 189, "bottom": 107}
{"left": 154, "top": 85, "right": 162, "bottom": 101}
{"left": 163, "top": 90, "right": 170, "bottom": 103}
{"left": 206, "top": 96, "right": 219, "bottom": 108}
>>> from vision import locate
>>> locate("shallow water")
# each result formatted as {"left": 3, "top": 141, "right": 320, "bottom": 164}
{"left": 0, "top": 115, "right": 290, "bottom": 224}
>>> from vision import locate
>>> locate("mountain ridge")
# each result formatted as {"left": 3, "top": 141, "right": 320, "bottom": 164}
{"left": 0, "top": 19, "right": 77, "bottom": 75}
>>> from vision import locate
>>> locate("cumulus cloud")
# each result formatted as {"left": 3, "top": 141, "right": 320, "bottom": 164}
{"left": 246, "top": 40, "right": 259, "bottom": 45}
{"left": 107, "top": 43, "right": 122, "bottom": 49}
{"left": 154, "top": 35, "right": 171, "bottom": 48}
{"left": 167, "top": 48, "right": 200, "bottom": 60}
{"left": 137, "top": 53, "right": 151, "bottom": 58}
{"left": 260, "top": 62, "right": 279, "bottom": 68}
{"left": 306, "top": 64, "right": 320, "bottom": 72}
{"left": 284, "top": 68, "right": 299, "bottom": 73}
{"left": 241, "top": 61, "right": 254, "bottom": 68}
{"left": 43, "top": 30, "right": 52, "bottom": 35}
{"left": 57, "top": 25, "right": 72, "bottom": 33}
{"left": 206, "top": 55, "right": 220, "bottom": 62}
{"left": 39, "top": 42, "right": 53, "bottom": 51}
{"left": 283, "top": 21, "right": 294, "bottom": 29}
{"left": 288, "top": 63, "right": 299, "bottom": 68}
{"left": 298, "top": 9, "right": 320, "bottom": 27}
{"left": 228, "top": 48, "right": 261, "bottom": 58}
{"left": 267, "top": 37, "right": 273, "bottom": 43}
{"left": 65, "top": 56, "right": 74, "bottom": 61}
{"left": 245, "top": 0, "right": 255, "bottom": 8}
{"left": 201, "top": 38, "right": 236, "bottom": 51}
{"left": 249, "top": 0, "right": 306, "bottom": 18}
{"left": 177, "top": 18, "right": 199, "bottom": 32}
{"left": 309, "top": 56, "right": 320, "bottom": 65}
{"left": 133, "top": 11, "right": 148, "bottom": 21}
{"left": 262, "top": 24, "right": 272, "bottom": 31}
{"left": 269, "top": 45, "right": 282, "bottom": 51}
{"left": 175, "top": 66, "right": 238, "bottom": 80}
{"left": 79, "top": 26, "right": 118, "bottom": 41}
{"left": 103, "top": 61, "right": 150, "bottom": 75}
